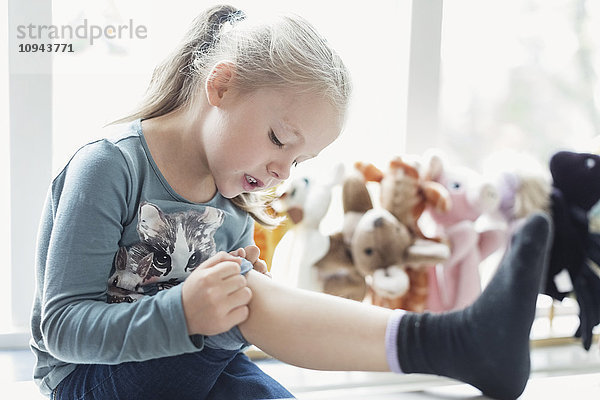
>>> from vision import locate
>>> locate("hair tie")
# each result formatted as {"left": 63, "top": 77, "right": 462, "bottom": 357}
{"left": 228, "top": 9, "right": 246, "bottom": 24}
{"left": 214, "top": 9, "right": 245, "bottom": 40}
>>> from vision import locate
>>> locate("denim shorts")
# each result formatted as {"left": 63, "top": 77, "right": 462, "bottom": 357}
{"left": 52, "top": 347, "right": 293, "bottom": 400}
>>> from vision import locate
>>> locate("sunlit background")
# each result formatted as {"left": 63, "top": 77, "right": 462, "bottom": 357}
{"left": 3, "top": 0, "right": 600, "bottom": 335}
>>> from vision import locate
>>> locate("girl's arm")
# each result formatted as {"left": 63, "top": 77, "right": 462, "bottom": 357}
{"left": 35, "top": 140, "right": 204, "bottom": 364}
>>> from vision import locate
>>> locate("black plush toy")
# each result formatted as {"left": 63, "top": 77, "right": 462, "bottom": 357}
{"left": 545, "top": 151, "right": 600, "bottom": 350}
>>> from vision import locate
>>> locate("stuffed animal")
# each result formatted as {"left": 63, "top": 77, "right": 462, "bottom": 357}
{"left": 424, "top": 151, "right": 506, "bottom": 312}
{"left": 545, "top": 150, "right": 600, "bottom": 350}
{"left": 483, "top": 150, "right": 551, "bottom": 236}
{"left": 253, "top": 184, "right": 298, "bottom": 272}
{"left": 355, "top": 158, "right": 451, "bottom": 310}
{"left": 358, "top": 157, "right": 451, "bottom": 240}
{"left": 481, "top": 150, "right": 551, "bottom": 290}
{"left": 587, "top": 143, "right": 600, "bottom": 352}
{"left": 253, "top": 205, "right": 293, "bottom": 272}
{"left": 270, "top": 164, "right": 345, "bottom": 292}
{"left": 315, "top": 164, "right": 450, "bottom": 310}
{"left": 313, "top": 167, "right": 373, "bottom": 301}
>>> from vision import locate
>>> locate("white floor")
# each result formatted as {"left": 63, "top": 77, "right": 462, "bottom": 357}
{"left": 3, "top": 340, "right": 600, "bottom": 399}
{"left": 256, "top": 339, "right": 600, "bottom": 399}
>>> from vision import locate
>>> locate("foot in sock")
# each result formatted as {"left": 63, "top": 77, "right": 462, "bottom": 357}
{"left": 389, "top": 212, "right": 552, "bottom": 400}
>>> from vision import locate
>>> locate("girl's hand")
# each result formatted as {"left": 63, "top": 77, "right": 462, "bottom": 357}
{"left": 230, "top": 245, "right": 270, "bottom": 277}
{"left": 181, "top": 251, "right": 252, "bottom": 336}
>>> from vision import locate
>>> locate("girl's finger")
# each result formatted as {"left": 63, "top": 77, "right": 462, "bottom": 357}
{"left": 199, "top": 251, "right": 239, "bottom": 270}
{"left": 229, "top": 248, "right": 245, "bottom": 258}
{"left": 227, "top": 286, "right": 253, "bottom": 310}
{"left": 244, "top": 245, "right": 260, "bottom": 263}
{"left": 252, "top": 259, "right": 268, "bottom": 274}
{"left": 221, "top": 274, "right": 248, "bottom": 295}
{"left": 211, "top": 260, "right": 242, "bottom": 279}
{"left": 225, "top": 305, "right": 250, "bottom": 327}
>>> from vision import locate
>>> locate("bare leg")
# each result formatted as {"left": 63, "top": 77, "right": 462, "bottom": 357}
{"left": 238, "top": 270, "right": 393, "bottom": 371}
{"left": 239, "top": 213, "right": 552, "bottom": 400}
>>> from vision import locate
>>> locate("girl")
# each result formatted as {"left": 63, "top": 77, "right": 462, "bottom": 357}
{"left": 31, "top": 4, "right": 552, "bottom": 400}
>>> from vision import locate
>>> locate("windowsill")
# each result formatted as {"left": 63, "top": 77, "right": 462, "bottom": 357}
{"left": 2, "top": 296, "right": 594, "bottom": 350}
{"left": 2, "top": 299, "right": 595, "bottom": 350}
{"left": 0, "top": 329, "right": 31, "bottom": 349}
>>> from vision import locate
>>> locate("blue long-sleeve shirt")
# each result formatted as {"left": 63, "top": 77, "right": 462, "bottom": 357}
{"left": 30, "top": 119, "right": 254, "bottom": 396}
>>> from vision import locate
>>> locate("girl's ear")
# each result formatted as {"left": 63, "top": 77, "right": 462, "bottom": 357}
{"left": 205, "top": 61, "right": 236, "bottom": 106}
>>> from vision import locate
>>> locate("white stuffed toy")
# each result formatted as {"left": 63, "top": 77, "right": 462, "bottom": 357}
{"left": 270, "top": 164, "right": 345, "bottom": 292}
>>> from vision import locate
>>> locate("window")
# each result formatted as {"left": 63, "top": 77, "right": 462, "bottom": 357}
{"left": 50, "top": 0, "right": 412, "bottom": 237}
{"left": 6, "top": 0, "right": 597, "bottom": 343}
{"left": 438, "top": 0, "right": 600, "bottom": 339}
{"left": 50, "top": 0, "right": 412, "bottom": 172}
{"left": 3, "top": 0, "right": 411, "bottom": 336}
{"left": 1, "top": 0, "right": 10, "bottom": 328}
{"left": 439, "top": 0, "right": 600, "bottom": 166}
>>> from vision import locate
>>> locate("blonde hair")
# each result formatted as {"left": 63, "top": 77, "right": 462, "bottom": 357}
{"left": 113, "top": 4, "right": 352, "bottom": 226}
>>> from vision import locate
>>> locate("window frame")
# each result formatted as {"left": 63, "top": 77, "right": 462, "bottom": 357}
{"left": 3, "top": 0, "right": 53, "bottom": 347}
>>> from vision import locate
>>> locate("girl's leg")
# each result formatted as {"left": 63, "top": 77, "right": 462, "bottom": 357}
{"left": 54, "top": 348, "right": 239, "bottom": 400}
{"left": 239, "top": 213, "right": 552, "bottom": 400}
{"left": 206, "top": 352, "right": 293, "bottom": 399}
{"left": 240, "top": 269, "right": 393, "bottom": 371}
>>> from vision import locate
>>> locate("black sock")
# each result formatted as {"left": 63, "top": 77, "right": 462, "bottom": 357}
{"left": 395, "top": 213, "right": 552, "bottom": 400}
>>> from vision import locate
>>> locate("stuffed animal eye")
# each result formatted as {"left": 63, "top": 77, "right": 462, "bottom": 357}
{"left": 586, "top": 158, "right": 596, "bottom": 169}
{"left": 450, "top": 181, "right": 461, "bottom": 190}
{"left": 364, "top": 248, "right": 373, "bottom": 256}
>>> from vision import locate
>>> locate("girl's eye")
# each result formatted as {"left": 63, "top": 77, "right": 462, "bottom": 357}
{"left": 269, "top": 130, "right": 284, "bottom": 148}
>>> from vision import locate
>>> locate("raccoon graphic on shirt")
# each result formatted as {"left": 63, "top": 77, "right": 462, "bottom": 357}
{"left": 107, "top": 201, "right": 225, "bottom": 303}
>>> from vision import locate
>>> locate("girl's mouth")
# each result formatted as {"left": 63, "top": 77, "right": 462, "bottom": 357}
{"left": 242, "top": 174, "right": 264, "bottom": 191}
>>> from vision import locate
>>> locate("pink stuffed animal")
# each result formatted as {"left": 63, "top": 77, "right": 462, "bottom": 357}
{"left": 424, "top": 152, "right": 506, "bottom": 312}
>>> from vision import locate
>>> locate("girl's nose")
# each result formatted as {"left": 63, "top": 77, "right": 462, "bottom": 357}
{"left": 268, "top": 161, "right": 291, "bottom": 181}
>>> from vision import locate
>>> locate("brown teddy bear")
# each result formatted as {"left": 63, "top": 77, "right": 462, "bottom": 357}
{"left": 358, "top": 158, "right": 451, "bottom": 310}
{"left": 315, "top": 162, "right": 450, "bottom": 311}
{"left": 312, "top": 169, "right": 374, "bottom": 301}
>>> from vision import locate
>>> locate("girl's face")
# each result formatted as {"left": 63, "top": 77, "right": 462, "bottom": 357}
{"left": 201, "top": 81, "right": 343, "bottom": 199}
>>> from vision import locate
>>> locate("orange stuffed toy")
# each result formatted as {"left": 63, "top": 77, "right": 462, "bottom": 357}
{"left": 253, "top": 215, "right": 293, "bottom": 272}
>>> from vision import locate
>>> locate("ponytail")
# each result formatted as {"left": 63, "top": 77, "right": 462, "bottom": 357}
{"left": 112, "top": 5, "right": 244, "bottom": 124}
